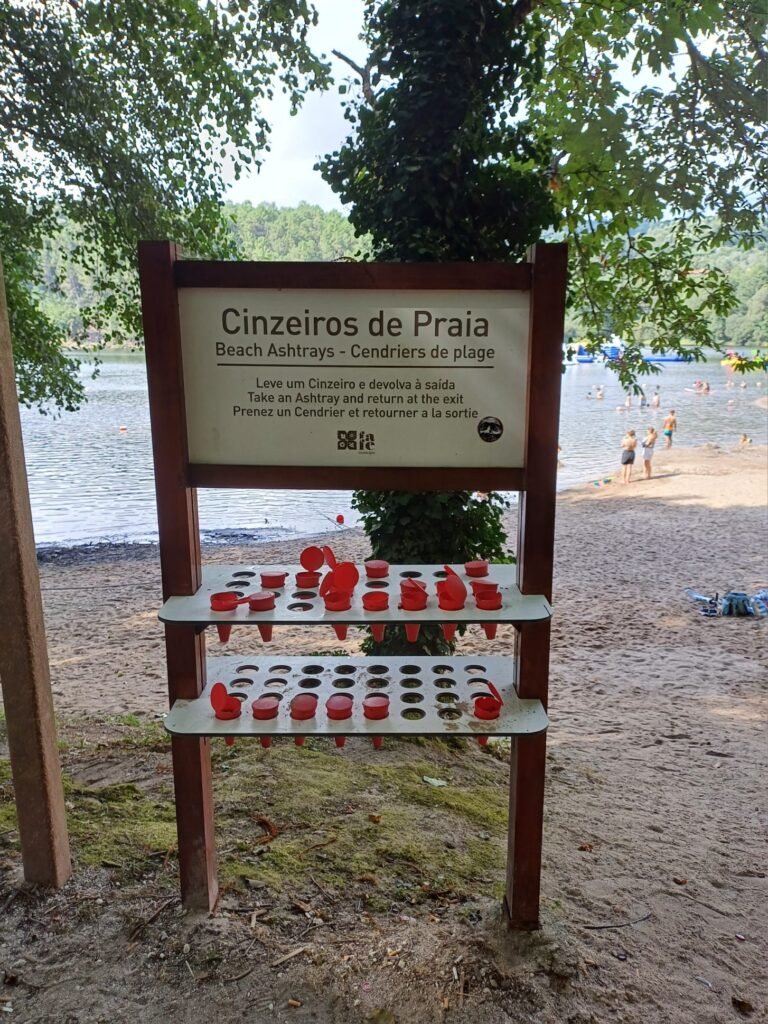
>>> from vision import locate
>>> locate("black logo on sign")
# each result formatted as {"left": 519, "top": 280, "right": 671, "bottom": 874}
{"left": 477, "top": 416, "right": 503, "bottom": 443}
{"left": 337, "top": 430, "right": 376, "bottom": 452}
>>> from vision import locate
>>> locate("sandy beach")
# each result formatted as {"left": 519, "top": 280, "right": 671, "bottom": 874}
{"left": 1, "top": 442, "right": 766, "bottom": 1022}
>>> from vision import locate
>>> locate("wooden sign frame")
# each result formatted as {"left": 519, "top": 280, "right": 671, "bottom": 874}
{"left": 138, "top": 241, "right": 567, "bottom": 930}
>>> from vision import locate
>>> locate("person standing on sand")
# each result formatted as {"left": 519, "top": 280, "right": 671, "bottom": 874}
{"left": 663, "top": 409, "right": 677, "bottom": 448}
{"left": 620, "top": 429, "right": 637, "bottom": 484}
{"left": 642, "top": 426, "right": 658, "bottom": 479}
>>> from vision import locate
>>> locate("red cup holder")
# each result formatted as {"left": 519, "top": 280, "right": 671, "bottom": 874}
{"left": 290, "top": 693, "right": 318, "bottom": 721}
{"left": 324, "top": 591, "right": 352, "bottom": 612}
{"left": 248, "top": 591, "right": 276, "bottom": 612}
{"left": 475, "top": 592, "right": 503, "bottom": 611}
{"left": 210, "top": 591, "right": 238, "bottom": 612}
{"left": 465, "top": 560, "right": 489, "bottom": 577}
{"left": 362, "top": 591, "right": 389, "bottom": 612}
{"left": 210, "top": 682, "right": 241, "bottom": 720}
{"left": 296, "top": 570, "right": 321, "bottom": 588}
{"left": 364, "top": 560, "right": 390, "bottom": 579}
{"left": 252, "top": 695, "right": 280, "bottom": 720}
{"left": 326, "top": 694, "right": 354, "bottom": 720}
{"left": 363, "top": 694, "right": 390, "bottom": 720}
{"left": 260, "top": 572, "right": 288, "bottom": 589}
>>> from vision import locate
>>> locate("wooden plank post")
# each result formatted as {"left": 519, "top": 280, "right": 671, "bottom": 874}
{"left": 137, "top": 241, "right": 218, "bottom": 910}
{"left": 505, "top": 242, "right": 568, "bottom": 929}
{"left": 0, "top": 260, "right": 71, "bottom": 887}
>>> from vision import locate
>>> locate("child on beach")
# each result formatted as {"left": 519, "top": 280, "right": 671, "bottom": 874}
{"left": 620, "top": 429, "right": 637, "bottom": 484}
{"left": 663, "top": 410, "right": 677, "bottom": 448}
{"left": 642, "top": 427, "right": 658, "bottom": 479}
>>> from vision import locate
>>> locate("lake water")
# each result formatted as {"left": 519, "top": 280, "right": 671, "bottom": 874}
{"left": 19, "top": 353, "right": 767, "bottom": 546}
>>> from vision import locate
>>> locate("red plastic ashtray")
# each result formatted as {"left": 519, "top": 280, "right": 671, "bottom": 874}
{"left": 326, "top": 694, "right": 353, "bottom": 720}
{"left": 465, "top": 560, "right": 489, "bottom": 578}
{"left": 400, "top": 578, "right": 427, "bottom": 593}
{"left": 400, "top": 593, "right": 428, "bottom": 611}
{"left": 252, "top": 695, "right": 280, "bottom": 720}
{"left": 322, "top": 545, "right": 338, "bottom": 568}
{"left": 364, "top": 560, "right": 390, "bottom": 579}
{"left": 290, "top": 694, "right": 318, "bottom": 720}
{"left": 363, "top": 591, "right": 389, "bottom": 612}
{"left": 248, "top": 591, "right": 276, "bottom": 612}
{"left": 443, "top": 573, "right": 467, "bottom": 603}
{"left": 296, "top": 570, "right": 321, "bottom": 588}
{"left": 438, "top": 596, "right": 465, "bottom": 611}
{"left": 473, "top": 694, "right": 502, "bottom": 720}
{"left": 470, "top": 580, "right": 499, "bottom": 596}
{"left": 210, "top": 591, "right": 238, "bottom": 612}
{"left": 260, "top": 571, "right": 287, "bottom": 589}
{"left": 476, "top": 592, "right": 503, "bottom": 611}
{"left": 363, "top": 694, "right": 390, "bottom": 720}
{"left": 210, "top": 681, "right": 241, "bottom": 720}
{"left": 324, "top": 591, "right": 352, "bottom": 612}
{"left": 300, "top": 546, "right": 324, "bottom": 571}
{"left": 333, "top": 561, "right": 360, "bottom": 591}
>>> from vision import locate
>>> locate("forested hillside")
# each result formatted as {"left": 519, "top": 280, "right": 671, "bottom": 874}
{"left": 36, "top": 205, "right": 766, "bottom": 349}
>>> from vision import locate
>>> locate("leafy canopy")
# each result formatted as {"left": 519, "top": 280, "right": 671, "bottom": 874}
{"left": 1, "top": 0, "right": 329, "bottom": 410}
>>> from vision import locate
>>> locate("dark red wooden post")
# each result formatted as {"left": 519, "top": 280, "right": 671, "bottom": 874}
{"left": 138, "top": 241, "right": 217, "bottom": 910}
{"left": 505, "top": 242, "right": 568, "bottom": 929}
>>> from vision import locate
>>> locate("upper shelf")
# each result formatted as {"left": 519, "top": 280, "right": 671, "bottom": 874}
{"left": 158, "top": 562, "right": 552, "bottom": 627}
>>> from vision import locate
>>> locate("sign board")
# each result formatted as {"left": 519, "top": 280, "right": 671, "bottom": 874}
{"left": 178, "top": 289, "right": 530, "bottom": 468}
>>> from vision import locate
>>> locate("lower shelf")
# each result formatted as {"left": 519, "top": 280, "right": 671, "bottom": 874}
{"left": 163, "top": 655, "right": 548, "bottom": 739}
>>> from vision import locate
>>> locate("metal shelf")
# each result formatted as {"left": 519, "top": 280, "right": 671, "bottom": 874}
{"left": 163, "top": 655, "right": 548, "bottom": 739}
{"left": 158, "top": 562, "right": 551, "bottom": 628}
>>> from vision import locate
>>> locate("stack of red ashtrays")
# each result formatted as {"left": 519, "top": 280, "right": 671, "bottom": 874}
{"left": 472, "top": 578, "right": 502, "bottom": 638}
{"left": 435, "top": 567, "right": 468, "bottom": 642}
{"left": 472, "top": 681, "right": 504, "bottom": 747}
{"left": 319, "top": 552, "right": 360, "bottom": 641}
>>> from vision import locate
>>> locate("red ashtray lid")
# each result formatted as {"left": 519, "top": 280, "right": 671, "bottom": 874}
{"left": 322, "top": 545, "right": 338, "bottom": 568}
{"left": 290, "top": 694, "right": 318, "bottom": 720}
{"left": 300, "top": 545, "right": 325, "bottom": 571}
{"left": 326, "top": 694, "right": 353, "bottom": 720}
{"left": 333, "top": 561, "right": 360, "bottom": 591}
{"left": 443, "top": 573, "right": 467, "bottom": 602}
{"left": 401, "top": 578, "right": 427, "bottom": 592}
{"left": 252, "top": 695, "right": 280, "bottom": 720}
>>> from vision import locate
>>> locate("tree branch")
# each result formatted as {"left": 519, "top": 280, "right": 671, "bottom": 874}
{"left": 332, "top": 50, "right": 376, "bottom": 106}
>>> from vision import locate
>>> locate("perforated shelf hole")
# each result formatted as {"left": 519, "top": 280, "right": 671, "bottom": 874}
{"left": 332, "top": 677, "right": 354, "bottom": 689}
{"left": 399, "top": 664, "right": 421, "bottom": 674}
{"left": 225, "top": 583, "right": 245, "bottom": 591}
{"left": 230, "top": 677, "right": 254, "bottom": 688}
{"left": 231, "top": 571, "right": 256, "bottom": 578}
{"left": 366, "top": 580, "right": 389, "bottom": 589}
{"left": 269, "top": 665, "right": 291, "bottom": 674}
{"left": 302, "top": 664, "right": 324, "bottom": 675}
{"left": 399, "top": 571, "right": 423, "bottom": 578}
{"left": 258, "top": 691, "right": 283, "bottom": 701}
{"left": 292, "top": 591, "right": 317, "bottom": 600}
{"left": 438, "top": 708, "right": 462, "bottom": 721}
{"left": 436, "top": 693, "right": 458, "bottom": 704}
{"left": 288, "top": 602, "right": 313, "bottom": 612}
{"left": 335, "top": 665, "right": 356, "bottom": 675}
{"left": 368, "top": 665, "right": 388, "bottom": 675}
{"left": 402, "top": 708, "right": 425, "bottom": 720}
{"left": 366, "top": 678, "right": 389, "bottom": 689}
{"left": 265, "top": 678, "right": 288, "bottom": 689}
{"left": 433, "top": 665, "right": 453, "bottom": 675}
{"left": 236, "top": 664, "right": 260, "bottom": 674}
{"left": 401, "top": 692, "right": 424, "bottom": 703}
{"left": 433, "top": 570, "right": 448, "bottom": 578}
{"left": 298, "top": 677, "right": 321, "bottom": 689}
{"left": 434, "top": 679, "right": 456, "bottom": 689}
{"left": 229, "top": 692, "right": 248, "bottom": 702}
{"left": 400, "top": 678, "right": 421, "bottom": 689}
{"left": 465, "top": 665, "right": 487, "bottom": 674}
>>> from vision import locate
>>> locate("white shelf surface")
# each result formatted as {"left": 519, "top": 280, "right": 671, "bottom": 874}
{"left": 158, "top": 563, "right": 551, "bottom": 628}
{"left": 164, "top": 655, "right": 548, "bottom": 738}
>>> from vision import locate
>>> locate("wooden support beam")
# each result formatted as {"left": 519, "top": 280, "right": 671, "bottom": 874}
{"left": 505, "top": 242, "right": 568, "bottom": 930}
{"left": 0, "top": 260, "right": 71, "bottom": 887}
{"left": 138, "top": 241, "right": 217, "bottom": 910}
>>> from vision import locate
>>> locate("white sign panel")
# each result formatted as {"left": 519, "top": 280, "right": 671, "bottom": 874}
{"left": 177, "top": 289, "right": 530, "bottom": 468}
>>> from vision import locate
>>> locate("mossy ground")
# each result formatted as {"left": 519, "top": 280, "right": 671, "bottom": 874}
{"left": 0, "top": 715, "right": 510, "bottom": 908}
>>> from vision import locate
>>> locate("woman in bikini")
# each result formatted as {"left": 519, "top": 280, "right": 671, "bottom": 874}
{"left": 620, "top": 429, "right": 637, "bottom": 484}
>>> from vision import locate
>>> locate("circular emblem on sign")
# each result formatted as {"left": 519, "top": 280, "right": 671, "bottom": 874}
{"left": 478, "top": 416, "right": 503, "bottom": 443}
